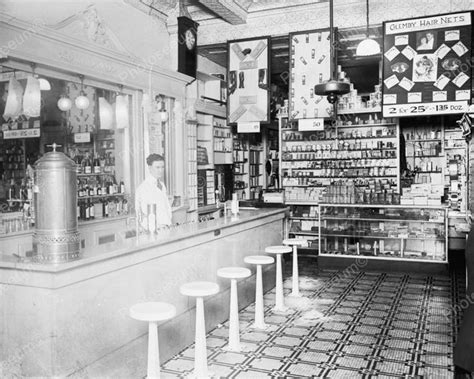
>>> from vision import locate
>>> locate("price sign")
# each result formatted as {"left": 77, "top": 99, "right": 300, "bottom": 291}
{"left": 383, "top": 100, "right": 469, "bottom": 116}
{"left": 3, "top": 128, "right": 40, "bottom": 139}
{"left": 298, "top": 118, "right": 324, "bottom": 131}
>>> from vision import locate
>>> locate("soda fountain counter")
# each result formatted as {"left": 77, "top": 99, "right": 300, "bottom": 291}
{"left": 0, "top": 207, "right": 287, "bottom": 378}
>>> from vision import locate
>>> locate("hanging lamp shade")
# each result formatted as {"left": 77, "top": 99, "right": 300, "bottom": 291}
{"left": 356, "top": 0, "right": 381, "bottom": 56}
{"left": 115, "top": 95, "right": 129, "bottom": 129}
{"left": 98, "top": 97, "right": 114, "bottom": 130}
{"left": 57, "top": 96, "right": 72, "bottom": 111}
{"left": 75, "top": 93, "right": 90, "bottom": 110}
{"left": 38, "top": 78, "right": 51, "bottom": 91}
{"left": 75, "top": 75, "right": 90, "bottom": 110}
{"left": 23, "top": 76, "right": 41, "bottom": 117}
{"left": 314, "top": 80, "right": 351, "bottom": 104}
{"left": 313, "top": 0, "right": 350, "bottom": 104}
{"left": 356, "top": 37, "right": 381, "bottom": 56}
{"left": 3, "top": 77, "right": 24, "bottom": 120}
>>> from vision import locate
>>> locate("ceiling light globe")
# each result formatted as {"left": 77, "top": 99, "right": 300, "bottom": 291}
{"left": 57, "top": 97, "right": 72, "bottom": 111}
{"left": 75, "top": 94, "right": 90, "bottom": 110}
{"left": 356, "top": 38, "right": 381, "bottom": 56}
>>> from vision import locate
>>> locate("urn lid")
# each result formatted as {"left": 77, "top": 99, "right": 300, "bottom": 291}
{"left": 35, "top": 143, "right": 76, "bottom": 170}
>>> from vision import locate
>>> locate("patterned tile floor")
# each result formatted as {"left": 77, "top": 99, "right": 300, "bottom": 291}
{"left": 162, "top": 257, "right": 465, "bottom": 378}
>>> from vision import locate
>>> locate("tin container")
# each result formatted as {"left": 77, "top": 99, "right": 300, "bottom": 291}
{"left": 33, "top": 145, "right": 80, "bottom": 263}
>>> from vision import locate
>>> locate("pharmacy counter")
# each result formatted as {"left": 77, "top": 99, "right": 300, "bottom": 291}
{"left": 0, "top": 207, "right": 287, "bottom": 377}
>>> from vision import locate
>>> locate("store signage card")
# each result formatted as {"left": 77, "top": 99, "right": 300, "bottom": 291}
{"left": 237, "top": 121, "right": 260, "bottom": 133}
{"left": 74, "top": 132, "right": 91, "bottom": 143}
{"left": 298, "top": 118, "right": 324, "bottom": 131}
{"left": 227, "top": 37, "right": 270, "bottom": 125}
{"left": 3, "top": 128, "right": 40, "bottom": 139}
{"left": 382, "top": 12, "right": 472, "bottom": 117}
{"left": 289, "top": 28, "right": 332, "bottom": 120}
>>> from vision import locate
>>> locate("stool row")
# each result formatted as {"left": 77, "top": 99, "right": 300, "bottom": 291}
{"left": 130, "top": 237, "right": 307, "bottom": 378}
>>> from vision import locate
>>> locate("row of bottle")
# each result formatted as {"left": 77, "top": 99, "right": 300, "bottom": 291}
{"left": 73, "top": 153, "right": 115, "bottom": 174}
{"left": 77, "top": 176, "right": 125, "bottom": 197}
{"left": 7, "top": 178, "right": 34, "bottom": 201}
{"left": 77, "top": 198, "right": 129, "bottom": 220}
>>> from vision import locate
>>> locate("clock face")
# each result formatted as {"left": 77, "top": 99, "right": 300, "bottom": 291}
{"left": 185, "top": 29, "right": 196, "bottom": 50}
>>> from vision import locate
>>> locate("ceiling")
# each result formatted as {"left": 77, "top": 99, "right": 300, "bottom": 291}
{"left": 198, "top": 25, "right": 383, "bottom": 81}
{"left": 128, "top": 0, "right": 383, "bottom": 92}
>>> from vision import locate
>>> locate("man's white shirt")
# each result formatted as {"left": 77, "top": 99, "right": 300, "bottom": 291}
{"left": 135, "top": 175, "right": 172, "bottom": 226}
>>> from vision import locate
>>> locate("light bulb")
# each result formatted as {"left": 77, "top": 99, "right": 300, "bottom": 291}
{"left": 75, "top": 93, "right": 90, "bottom": 110}
{"left": 57, "top": 96, "right": 72, "bottom": 111}
{"left": 160, "top": 110, "right": 168, "bottom": 123}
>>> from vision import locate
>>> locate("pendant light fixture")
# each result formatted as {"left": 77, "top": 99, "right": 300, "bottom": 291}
{"left": 314, "top": 0, "right": 350, "bottom": 106}
{"left": 75, "top": 74, "right": 90, "bottom": 110}
{"left": 3, "top": 75, "right": 23, "bottom": 120}
{"left": 115, "top": 85, "right": 129, "bottom": 129}
{"left": 29, "top": 63, "right": 51, "bottom": 91}
{"left": 356, "top": 0, "right": 381, "bottom": 56}
{"left": 23, "top": 75, "right": 41, "bottom": 118}
{"left": 57, "top": 95, "right": 73, "bottom": 112}
{"left": 156, "top": 94, "right": 168, "bottom": 123}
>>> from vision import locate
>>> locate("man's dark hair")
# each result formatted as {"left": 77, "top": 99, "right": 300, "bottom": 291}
{"left": 146, "top": 154, "right": 165, "bottom": 166}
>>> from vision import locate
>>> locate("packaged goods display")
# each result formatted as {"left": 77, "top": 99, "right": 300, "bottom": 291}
{"left": 319, "top": 204, "right": 447, "bottom": 262}
{"left": 281, "top": 111, "right": 400, "bottom": 204}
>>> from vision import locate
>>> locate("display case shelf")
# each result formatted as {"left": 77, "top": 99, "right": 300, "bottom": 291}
{"left": 318, "top": 203, "right": 448, "bottom": 265}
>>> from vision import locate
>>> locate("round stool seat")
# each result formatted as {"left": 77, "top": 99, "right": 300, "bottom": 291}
{"left": 283, "top": 238, "right": 308, "bottom": 247}
{"left": 244, "top": 255, "right": 274, "bottom": 265}
{"left": 180, "top": 281, "right": 219, "bottom": 297}
{"left": 130, "top": 302, "right": 176, "bottom": 322}
{"left": 265, "top": 245, "right": 292, "bottom": 254}
{"left": 217, "top": 266, "right": 251, "bottom": 279}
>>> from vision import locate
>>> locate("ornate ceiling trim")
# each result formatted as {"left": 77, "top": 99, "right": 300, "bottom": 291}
{"left": 198, "top": 0, "right": 248, "bottom": 25}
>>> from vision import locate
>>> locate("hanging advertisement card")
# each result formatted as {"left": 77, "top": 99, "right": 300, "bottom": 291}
{"left": 382, "top": 11, "right": 471, "bottom": 117}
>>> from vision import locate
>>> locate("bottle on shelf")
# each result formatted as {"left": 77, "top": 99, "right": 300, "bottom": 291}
{"left": 93, "top": 154, "right": 101, "bottom": 174}
{"left": 119, "top": 179, "right": 125, "bottom": 194}
{"left": 89, "top": 200, "right": 95, "bottom": 219}
{"left": 103, "top": 199, "right": 109, "bottom": 218}
{"left": 82, "top": 154, "right": 92, "bottom": 174}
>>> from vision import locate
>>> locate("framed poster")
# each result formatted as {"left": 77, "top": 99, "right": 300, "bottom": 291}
{"left": 382, "top": 12, "right": 472, "bottom": 117}
{"left": 227, "top": 36, "right": 271, "bottom": 125}
{"left": 289, "top": 28, "right": 332, "bottom": 120}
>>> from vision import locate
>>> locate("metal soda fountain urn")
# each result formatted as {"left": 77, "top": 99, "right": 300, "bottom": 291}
{"left": 33, "top": 143, "right": 81, "bottom": 263}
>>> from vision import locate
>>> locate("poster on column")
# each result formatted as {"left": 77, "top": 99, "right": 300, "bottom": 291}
{"left": 289, "top": 28, "right": 332, "bottom": 121}
{"left": 227, "top": 37, "right": 271, "bottom": 125}
{"left": 382, "top": 12, "right": 472, "bottom": 117}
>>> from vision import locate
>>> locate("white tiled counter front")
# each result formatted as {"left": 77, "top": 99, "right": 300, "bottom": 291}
{"left": 0, "top": 208, "right": 287, "bottom": 378}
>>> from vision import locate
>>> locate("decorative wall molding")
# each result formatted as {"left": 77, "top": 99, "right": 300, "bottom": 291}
{"left": 48, "top": 5, "right": 132, "bottom": 56}
{"left": 0, "top": 14, "right": 191, "bottom": 98}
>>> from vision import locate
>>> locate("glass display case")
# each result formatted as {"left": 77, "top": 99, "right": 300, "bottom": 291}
{"left": 319, "top": 204, "right": 447, "bottom": 263}
{"left": 288, "top": 203, "right": 319, "bottom": 255}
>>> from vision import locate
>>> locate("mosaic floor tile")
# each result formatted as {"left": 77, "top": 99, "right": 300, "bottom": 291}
{"left": 161, "top": 259, "right": 463, "bottom": 378}
{"left": 261, "top": 345, "right": 293, "bottom": 359}
{"left": 340, "top": 343, "right": 373, "bottom": 356}
{"left": 286, "top": 362, "right": 322, "bottom": 377}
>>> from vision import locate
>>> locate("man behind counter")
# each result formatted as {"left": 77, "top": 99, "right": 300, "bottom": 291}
{"left": 135, "top": 154, "right": 172, "bottom": 229}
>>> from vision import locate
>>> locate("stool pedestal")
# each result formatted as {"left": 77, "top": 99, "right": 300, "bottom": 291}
{"left": 265, "top": 245, "right": 292, "bottom": 312}
{"left": 217, "top": 267, "right": 251, "bottom": 352}
{"left": 244, "top": 255, "right": 274, "bottom": 329}
{"left": 130, "top": 302, "right": 176, "bottom": 379}
{"left": 283, "top": 238, "right": 308, "bottom": 297}
{"left": 180, "top": 281, "right": 219, "bottom": 379}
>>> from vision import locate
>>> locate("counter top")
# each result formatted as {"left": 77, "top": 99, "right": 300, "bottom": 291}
{"left": 0, "top": 207, "right": 288, "bottom": 277}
